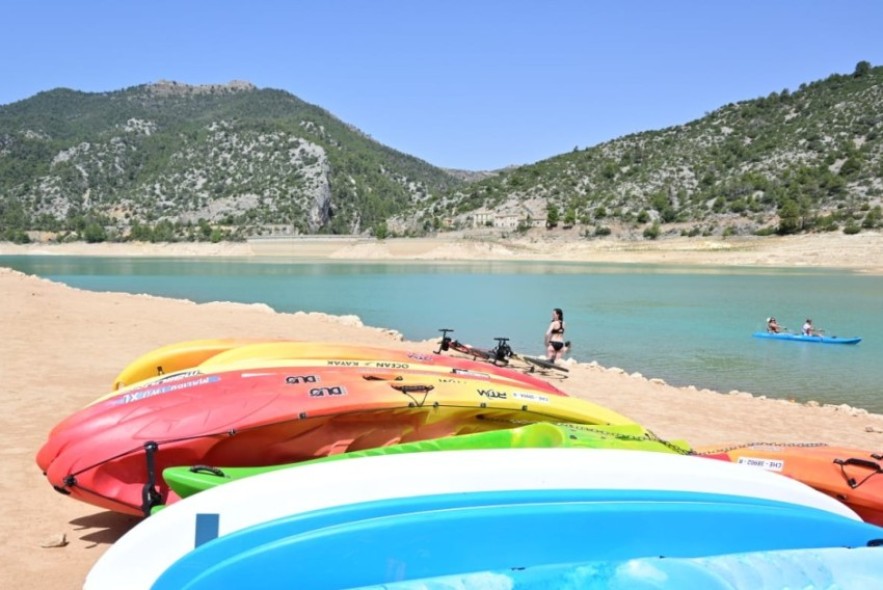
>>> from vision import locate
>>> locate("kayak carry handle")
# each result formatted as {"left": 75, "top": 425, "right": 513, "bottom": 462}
{"left": 189, "top": 465, "right": 227, "bottom": 477}
{"left": 362, "top": 373, "right": 405, "bottom": 382}
{"left": 835, "top": 457, "right": 881, "bottom": 471}
{"left": 834, "top": 457, "right": 883, "bottom": 489}
{"left": 391, "top": 384, "right": 435, "bottom": 393}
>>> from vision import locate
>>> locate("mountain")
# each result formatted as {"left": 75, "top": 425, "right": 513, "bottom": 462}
{"left": 1, "top": 63, "right": 882, "bottom": 243}
{"left": 412, "top": 61, "right": 882, "bottom": 239}
{"left": 0, "top": 80, "right": 463, "bottom": 242}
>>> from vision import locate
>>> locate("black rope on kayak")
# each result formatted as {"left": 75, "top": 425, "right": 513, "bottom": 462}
{"left": 60, "top": 405, "right": 498, "bottom": 480}
{"left": 141, "top": 441, "right": 163, "bottom": 517}
{"left": 62, "top": 479, "right": 146, "bottom": 514}
{"left": 64, "top": 428, "right": 242, "bottom": 480}
{"left": 834, "top": 457, "right": 883, "bottom": 489}
{"left": 643, "top": 428, "right": 694, "bottom": 456}
{"left": 444, "top": 416, "right": 694, "bottom": 455}
{"left": 52, "top": 405, "right": 596, "bottom": 508}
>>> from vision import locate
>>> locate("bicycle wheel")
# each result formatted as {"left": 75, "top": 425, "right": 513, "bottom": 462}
{"left": 515, "top": 353, "right": 570, "bottom": 373}
{"left": 448, "top": 340, "right": 493, "bottom": 361}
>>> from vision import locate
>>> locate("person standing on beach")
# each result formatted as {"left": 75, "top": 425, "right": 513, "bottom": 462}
{"left": 545, "top": 308, "right": 567, "bottom": 362}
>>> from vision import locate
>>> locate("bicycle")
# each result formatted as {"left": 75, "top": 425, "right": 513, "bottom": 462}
{"left": 436, "top": 329, "right": 568, "bottom": 376}
{"left": 435, "top": 329, "right": 511, "bottom": 366}
{"left": 508, "top": 350, "right": 570, "bottom": 375}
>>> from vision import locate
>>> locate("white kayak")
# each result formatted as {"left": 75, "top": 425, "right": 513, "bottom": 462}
{"left": 85, "top": 447, "right": 860, "bottom": 590}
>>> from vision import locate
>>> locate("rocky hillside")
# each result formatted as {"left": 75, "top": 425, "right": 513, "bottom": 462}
{"left": 0, "top": 80, "right": 463, "bottom": 242}
{"left": 403, "top": 61, "right": 883, "bottom": 239}
{"left": 1, "top": 63, "right": 882, "bottom": 243}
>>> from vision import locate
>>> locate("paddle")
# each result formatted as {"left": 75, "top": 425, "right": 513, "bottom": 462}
{"left": 765, "top": 326, "right": 788, "bottom": 334}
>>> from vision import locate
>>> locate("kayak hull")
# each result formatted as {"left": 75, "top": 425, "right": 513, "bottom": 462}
{"left": 85, "top": 448, "right": 871, "bottom": 590}
{"left": 162, "top": 422, "right": 691, "bottom": 499}
{"left": 37, "top": 367, "right": 633, "bottom": 515}
{"left": 697, "top": 443, "right": 883, "bottom": 526}
{"left": 752, "top": 331, "right": 861, "bottom": 345}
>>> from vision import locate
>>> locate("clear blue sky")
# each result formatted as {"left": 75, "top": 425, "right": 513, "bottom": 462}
{"left": 3, "top": 1, "right": 882, "bottom": 171}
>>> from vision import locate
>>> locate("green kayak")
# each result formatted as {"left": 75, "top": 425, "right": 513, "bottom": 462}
{"left": 163, "top": 422, "right": 692, "bottom": 500}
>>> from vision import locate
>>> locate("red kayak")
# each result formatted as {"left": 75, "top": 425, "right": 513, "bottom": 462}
{"left": 37, "top": 366, "right": 631, "bottom": 516}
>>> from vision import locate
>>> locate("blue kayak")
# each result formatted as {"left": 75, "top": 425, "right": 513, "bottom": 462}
{"left": 152, "top": 489, "right": 883, "bottom": 589}
{"left": 752, "top": 332, "right": 861, "bottom": 345}
{"left": 349, "top": 546, "right": 883, "bottom": 590}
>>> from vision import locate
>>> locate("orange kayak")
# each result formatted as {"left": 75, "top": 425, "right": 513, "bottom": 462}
{"left": 696, "top": 443, "right": 883, "bottom": 526}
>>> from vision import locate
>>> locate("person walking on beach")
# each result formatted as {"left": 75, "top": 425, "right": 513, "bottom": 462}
{"left": 545, "top": 308, "right": 567, "bottom": 362}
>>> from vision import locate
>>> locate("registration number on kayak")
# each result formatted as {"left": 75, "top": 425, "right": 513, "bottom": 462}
{"left": 737, "top": 457, "right": 785, "bottom": 472}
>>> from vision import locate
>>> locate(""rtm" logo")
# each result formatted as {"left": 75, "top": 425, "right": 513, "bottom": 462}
{"left": 478, "top": 389, "right": 507, "bottom": 400}
{"left": 309, "top": 386, "right": 346, "bottom": 397}
{"left": 286, "top": 375, "right": 318, "bottom": 384}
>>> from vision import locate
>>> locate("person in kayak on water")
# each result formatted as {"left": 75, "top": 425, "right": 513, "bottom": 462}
{"left": 545, "top": 308, "right": 568, "bottom": 362}
{"left": 766, "top": 317, "right": 781, "bottom": 333}
{"left": 802, "top": 319, "right": 817, "bottom": 336}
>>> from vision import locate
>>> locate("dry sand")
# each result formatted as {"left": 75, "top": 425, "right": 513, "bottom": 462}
{"left": 2, "top": 232, "right": 883, "bottom": 589}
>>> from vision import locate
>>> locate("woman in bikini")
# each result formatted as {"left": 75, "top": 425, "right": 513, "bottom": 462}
{"left": 545, "top": 308, "right": 567, "bottom": 362}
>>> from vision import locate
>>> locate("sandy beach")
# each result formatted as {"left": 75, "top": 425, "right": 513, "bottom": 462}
{"left": 2, "top": 232, "right": 883, "bottom": 589}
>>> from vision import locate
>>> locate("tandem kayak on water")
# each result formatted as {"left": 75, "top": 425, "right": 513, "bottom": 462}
{"left": 752, "top": 332, "right": 861, "bottom": 345}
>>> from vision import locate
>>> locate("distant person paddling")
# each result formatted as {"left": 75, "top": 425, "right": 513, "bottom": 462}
{"left": 545, "top": 308, "right": 568, "bottom": 362}
{"left": 766, "top": 317, "right": 782, "bottom": 334}
{"left": 802, "top": 318, "right": 817, "bottom": 336}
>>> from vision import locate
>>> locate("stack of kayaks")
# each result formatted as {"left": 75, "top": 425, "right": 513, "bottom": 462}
{"left": 161, "top": 422, "right": 691, "bottom": 501}
{"left": 36, "top": 339, "right": 636, "bottom": 515}
{"left": 33, "top": 338, "right": 883, "bottom": 588}
{"left": 84, "top": 448, "right": 883, "bottom": 589}
{"left": 108, "top": 339, "right": 566, "bottom": 393}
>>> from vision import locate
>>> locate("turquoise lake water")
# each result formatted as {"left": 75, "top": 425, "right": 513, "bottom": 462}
{"left": 3, "top": 255, "right": 881, "bottom": 413}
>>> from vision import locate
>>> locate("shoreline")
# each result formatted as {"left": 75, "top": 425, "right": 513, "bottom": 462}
{"left": 3, "top": 237, "right": 883, "bottom": 588}
{"left": 1, "top": 231, "right": 882, "bottom": 274}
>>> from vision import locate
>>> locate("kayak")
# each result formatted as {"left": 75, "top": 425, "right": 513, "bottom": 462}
{"left": 111, "top": 338, "right": 264, "bottom": 390}
{"left": 343, "top": 546, "right": 883, "bottom": 590}
{"left": 162, "top": 422, "right": 692, "bottom": 499}
{"left": 151, "top": 493, "right": 877, "bottom": 590}
{"left": 84, "top": 448, "right": 870, "bottom": 590}
{"left": 37, "top": 366, "right": 635, "bottom": 515}
{"left": 752, "top": 331, "right": 861, "bottom": 345}
{"left": 696, "top": 443, "right": 883, "bottom": 526}
{"left": 197, "top": 341, "right": 566, "bottom": 393}
{"left": 108, "top": 339, "right": 567, "bottom": 398}
{"left": 90, "top": 353, "right": 567, "bottom": 408}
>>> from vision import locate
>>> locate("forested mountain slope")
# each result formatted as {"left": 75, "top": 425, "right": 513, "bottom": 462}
{"left": 1, "top": 62, "right": 881, "bottom": 243}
